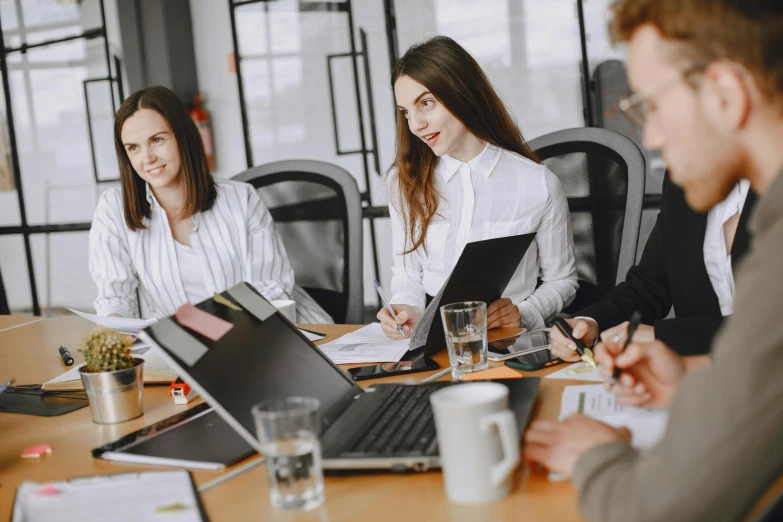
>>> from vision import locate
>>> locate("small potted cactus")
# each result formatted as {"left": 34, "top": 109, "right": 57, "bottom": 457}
{"left": 78, "top": 328, "right": 145, "bottom": 424}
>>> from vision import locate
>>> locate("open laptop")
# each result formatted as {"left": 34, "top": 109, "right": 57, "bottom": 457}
{"left": 140, "top": 283, "right": 539, "bottom": 471}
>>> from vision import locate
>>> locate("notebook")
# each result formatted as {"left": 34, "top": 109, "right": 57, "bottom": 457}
{"left": 41, "top": 345, "right": 176, "bottom": 391}
{"left": 12, "top": 470, "right": 208, "bottom": 522}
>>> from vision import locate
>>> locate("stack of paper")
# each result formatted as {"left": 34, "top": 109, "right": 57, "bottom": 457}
{"left": 316, "top": 323, "right": 409, "bottom": 364}
{"left": 69, "top": 309, "right": 157, "bottom": 334}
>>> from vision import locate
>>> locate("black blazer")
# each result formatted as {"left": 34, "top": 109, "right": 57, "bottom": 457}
{"left": 578, "top": 174, "right": 757, "bottom": 355}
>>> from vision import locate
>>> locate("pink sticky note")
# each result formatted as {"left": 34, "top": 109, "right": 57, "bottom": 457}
{"left": 21, "top": 444, "right": 52, "bottom": 459}
{"left": 35, "top": 485, "right": 61, "bottom": 495}
{"left": 175, "top": 303, "right": 233, "bottom": 341}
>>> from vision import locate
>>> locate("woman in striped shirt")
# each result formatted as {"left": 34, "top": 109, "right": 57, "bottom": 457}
{"left": 89, "top": 86, "right": 331, "bottom": 323}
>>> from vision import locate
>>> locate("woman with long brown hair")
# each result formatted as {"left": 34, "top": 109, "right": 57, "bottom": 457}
{"left": 378, "top": 36, "right": 577, "bottom": 338}
{"left": 88, "top": 86, "right": 331, "bottom": 323}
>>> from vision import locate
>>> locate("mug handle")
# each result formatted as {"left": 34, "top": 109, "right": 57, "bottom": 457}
{"left": 480, "top": 410, "right": 520, "bottom": 487}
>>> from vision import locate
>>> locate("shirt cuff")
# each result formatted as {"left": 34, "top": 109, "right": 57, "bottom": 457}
{"left": 389, "top": 292, "right": 426, "bottom": 311}
{"left": 518, "top": 302, "right": 545, "bottom": 330}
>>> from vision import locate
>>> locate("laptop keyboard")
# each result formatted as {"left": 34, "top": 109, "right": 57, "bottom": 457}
{"left": 342, "top": 386, "right": 439, "bottom": 457}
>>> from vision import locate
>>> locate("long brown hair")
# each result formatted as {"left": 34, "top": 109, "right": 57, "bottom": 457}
{"left": 391, "top": 36, "right": 539, "bottom": 254}
{"left": 114, "top": 86, "right": 216, "bottom": 231}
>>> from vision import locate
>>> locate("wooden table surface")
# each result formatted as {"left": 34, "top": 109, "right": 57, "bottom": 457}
{"left": 0, "top": 316, "right": 584, "bottom": 521}
{"left": 0, "top": 315, "right": 44, "bottom": 333}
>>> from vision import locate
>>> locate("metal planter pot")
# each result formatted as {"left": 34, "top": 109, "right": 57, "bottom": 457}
{"left": 79, "top": 359, "right": 144, "bottom": 424}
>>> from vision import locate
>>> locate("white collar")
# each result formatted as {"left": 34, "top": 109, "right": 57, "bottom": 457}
{"left": 436, "top": 143, "right": 503, "bottom": 182}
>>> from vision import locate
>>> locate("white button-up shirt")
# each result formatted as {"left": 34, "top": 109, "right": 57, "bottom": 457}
{"left": 88, "top": 178, "right": 332, "bottom": 323}
{"left": 703, "top": 180, "right": 750, "bottom": 316}
{"left": 388, "top": 144, "right": 578, "bottom": 330}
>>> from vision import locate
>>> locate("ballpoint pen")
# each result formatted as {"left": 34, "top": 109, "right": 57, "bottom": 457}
{"left": 373, "top": 280, "right": 407, "bottom": 338}
{"left": 552, "top": 316, "right": 597, "bottom": 368}
{"left": 608, "top": 310, "right": 643, "bottom": 387}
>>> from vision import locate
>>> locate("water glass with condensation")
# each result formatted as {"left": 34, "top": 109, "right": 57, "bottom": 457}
{"left": 252, "top": 397, "right": 325, "bottom": 510}
{"left": 440, "top": 301, "right": 489, "bottom": 379}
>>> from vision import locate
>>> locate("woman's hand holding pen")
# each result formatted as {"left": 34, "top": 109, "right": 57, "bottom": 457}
{"left": 377, "top": 304, "right": 422, "bottom": 340}
{"left": 595, "top": 338, "right": 687, "bottom": 409}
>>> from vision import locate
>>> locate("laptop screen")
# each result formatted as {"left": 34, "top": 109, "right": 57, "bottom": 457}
{"left": 144, "top": 292, "right": 359, "bottom": 445}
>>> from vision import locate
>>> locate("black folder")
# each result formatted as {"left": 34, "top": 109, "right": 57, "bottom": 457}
{"left": 407, "top": 232, "right": 536, "bottom": 358}
{"left": 92, "top": 403, "right": 255, "bottom": 470}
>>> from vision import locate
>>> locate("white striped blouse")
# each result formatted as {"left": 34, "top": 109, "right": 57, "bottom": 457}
{"left": 88, "top": 178, "right": 333, "bottom": 323}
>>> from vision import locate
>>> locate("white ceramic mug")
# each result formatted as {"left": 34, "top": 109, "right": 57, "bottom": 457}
{"left": 270, "top": 299, "right": 296, "bottom": 324}
{"left": 430, "top": 382, "right": 520, "bottom": 504}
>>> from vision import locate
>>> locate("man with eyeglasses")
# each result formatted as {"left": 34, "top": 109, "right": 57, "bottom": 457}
{"left": 524, "top": 1, "right": 783, "bottom": 521}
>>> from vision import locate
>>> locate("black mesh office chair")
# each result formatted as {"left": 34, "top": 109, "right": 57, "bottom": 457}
{"left": 232, "top": 160, "right": 363, "bottom": 324}
{"left": 0, "top": 266, "right": 9, "bottom": 314}
{"left": 528, "top": 127, "right": 645, "bottom": 311}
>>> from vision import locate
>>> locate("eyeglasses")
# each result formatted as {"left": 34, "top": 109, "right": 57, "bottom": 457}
{"left": 618, "top": 64, "right": 707, "bottom": 128}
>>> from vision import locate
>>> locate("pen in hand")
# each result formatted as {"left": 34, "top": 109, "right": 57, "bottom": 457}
{"left": 609, "top": 310, "right": 643, "bottom": 388}
{"left": 373, "top": 280, "right": 407, "bottom": 338}
{"left": 552, "top": 316, "right": 597, "bottom": 368}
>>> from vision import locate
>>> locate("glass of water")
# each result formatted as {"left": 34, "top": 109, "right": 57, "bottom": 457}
{"left": 440, "top": 301, "right": 489, "bottom": 379}
{"left": 252, "top": 397, "right": 325, "bottom": 510}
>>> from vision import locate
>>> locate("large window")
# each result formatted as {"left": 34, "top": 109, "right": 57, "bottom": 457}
{"left": 0, "top": 0, "right": 124, "bottom": 313}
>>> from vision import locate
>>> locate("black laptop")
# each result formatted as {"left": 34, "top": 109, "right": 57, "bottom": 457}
{"left": 140, "top": 283, "right": 539, "bottom": 471}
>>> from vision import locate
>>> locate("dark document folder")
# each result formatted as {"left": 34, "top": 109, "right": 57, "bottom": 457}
{"left": 408, "top": 233, "right": 536, "bottom": 358}
{"left": 93, "top": 403, "right": 255, "bottom": 470}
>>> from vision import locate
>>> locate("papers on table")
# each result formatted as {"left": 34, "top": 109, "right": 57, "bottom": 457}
{"left": 559, "top": 385, "right": 669, "bottom": 449}
{"left": 299, "top": 328, "right": 326, "bottom": 342}
{"left": 69, "top": 309, "right": 157, "bottom": 334}
{"left": 546, "top": 361, "right": 604, "bottom": 382}
{"left": 549, "top": 384, "right": 670, "bottom": 482}
{"left": 12, "top": 470, "right": 206, "bottom": 522}
{"left": 316, "top": 323, "right": 409, "bottom": 364}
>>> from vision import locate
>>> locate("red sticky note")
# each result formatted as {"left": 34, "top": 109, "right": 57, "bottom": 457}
{"left": 462, "top": 366, "right": 523, "bottom": 381}
{"left": 21, "top": 444, "right": 52, "bottom": 459}
{"left": 175, "top": 303, "right": 233, "bottom": 341}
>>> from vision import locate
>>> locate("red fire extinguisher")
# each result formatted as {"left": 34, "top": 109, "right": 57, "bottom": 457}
{"left": 190, "top": 93, "right": 214, "bottom": 170}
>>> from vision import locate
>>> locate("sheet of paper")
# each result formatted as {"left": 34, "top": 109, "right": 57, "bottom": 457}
{"left": 174, "top": 304, "right": 233, "bottom": 341}
{"left": 299, "top": 329, "right": 326, "bottom": 341}
{"left": 558, "top": 385, "right": 669, "bottom": 449}
{"left": 331, "top": 323, "right": 389, "bottom": 344}
{"left": 42, "top": 346, "right": 176, "bottom": 389}
{"left": 69, "top": 309, "right": 157, "bottom": 334}
{"left": 546, "top": 361, "right": 604, "bottom": 382}
{"left": 549, "top": 384, "right": 670, "bottom": 482}
{"left": 409, "top": 277, "right": 450, "bottom": 351}
{"left": 317, "top": 338, "right": 409, "bottom": 364}
{"left": 12, "top": 470, "right": 204, "bottom": 522}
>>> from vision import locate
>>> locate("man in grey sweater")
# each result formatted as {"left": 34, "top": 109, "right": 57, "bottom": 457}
{"left": 523, "top": 1, "right": 783, "bottom": 521}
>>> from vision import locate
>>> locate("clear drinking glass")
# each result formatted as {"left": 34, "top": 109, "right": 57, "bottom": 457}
{"left": 252, "top": 397, "right": 325, "bottom": 510}
{"left": 440, "top": 301, "right": 489, "bottom": 380}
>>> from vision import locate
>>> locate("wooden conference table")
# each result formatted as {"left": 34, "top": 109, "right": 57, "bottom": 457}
{"left": 0, "top": 315, "right": 585, "bottom": 521}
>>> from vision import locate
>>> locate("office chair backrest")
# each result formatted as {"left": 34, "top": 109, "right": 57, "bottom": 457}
{"left": 232, "top": 160, "right": 363, "bottom": 324}
{"left": 0, "top": 266, "right": 9, "bottom": 314}
{"left": 528, "top": 128, "right": 645, "bottom": 306}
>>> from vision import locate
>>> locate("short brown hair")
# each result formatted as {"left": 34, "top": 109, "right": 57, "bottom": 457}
{"left": 114, "top": 86, "right": 216, "bottom": 231}
{"left": 610, "top": 0, "right": 783, "bottom": 107}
